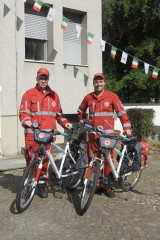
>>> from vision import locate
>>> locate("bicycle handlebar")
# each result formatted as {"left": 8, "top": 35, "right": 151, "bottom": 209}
{"left": 53, "top": 131, "right": 68, "bottom": 137}
{"left": 85, "top": 124, "right": 130, "bottom": 142}
{"left": 24, "top": 121, "right": 80, "bottom": 138}
{"left": 24, "top": 121, "right": 69, "bottom": 137}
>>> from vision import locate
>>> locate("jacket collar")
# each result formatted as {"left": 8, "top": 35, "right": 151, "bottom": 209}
{"left": 91, "top": 89, "right": 108, "bottom": 101}
{"left": 35, "top": 84, "right": 53, "bottom": 95}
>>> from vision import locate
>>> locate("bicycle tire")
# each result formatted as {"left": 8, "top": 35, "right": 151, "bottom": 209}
{"left": 16, "top": 159, "right": 40, "bottom": 213}
{"left": 79, "top": 161, "right": 100, "bottom": 215}
{"left": 120, "top": 161, "right": 141, "bottom": 192}
{"left": 62, "top": 156, "right": 85, "bottom": 191}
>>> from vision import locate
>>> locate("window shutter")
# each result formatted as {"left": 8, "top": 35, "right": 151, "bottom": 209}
{"left": 25, "top": 4, "right": 48, "bottom": 40}
{"left": 63, "top": 12, "right": 82, "bottom": 64}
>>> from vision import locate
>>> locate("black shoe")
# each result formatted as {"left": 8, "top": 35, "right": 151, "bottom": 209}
{"left": 38, "top": 183, "right": 48, "bottom": 198}
{"left": 95, "top": 182, "right": 103, "bottom": 194}
{"left": 104, "top": 184, "right": 115, "bottom": 198}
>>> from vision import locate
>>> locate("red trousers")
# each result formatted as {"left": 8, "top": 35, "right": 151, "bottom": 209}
{"left": 25, "top": 141, "right": 53, "bottom": 183}
{"left": 88, "top": 133, "right": 115, "bottom": 177}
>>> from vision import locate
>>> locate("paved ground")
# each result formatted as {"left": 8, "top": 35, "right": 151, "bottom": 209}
{"left": 0, "top": 140, "right": 160, "bottom": 240}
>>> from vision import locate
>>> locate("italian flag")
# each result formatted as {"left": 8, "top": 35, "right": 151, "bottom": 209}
{"left": 61, "top": 16, "right": 69, "bottom": 30}
{"left": 33, "top": 0, "right": 43, "bottom": 12}
{"left": 111, "top": 46, "right": 117, "bottom": 59}
{"left": 87, "top": 32, "right": 94, "bottom": 45}
{"left": 152, "top": 67, "right": 159, "bottom": 79}
{"left": 131, "top": 58, "right": 138, "bottom": 69}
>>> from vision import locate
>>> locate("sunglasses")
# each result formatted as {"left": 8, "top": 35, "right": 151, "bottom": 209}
{"left": 38, "top": 77, "right": 49, "bottom": 81}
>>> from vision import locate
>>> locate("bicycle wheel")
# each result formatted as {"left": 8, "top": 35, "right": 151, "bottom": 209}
{"left": 79, "top": 161, "right": 100, "bottom": 215}
{"left": 62, "top": 156, "right": 85, "bottom": 191}
{"left": 16, "top": 159, "right": 40, "bottom": 213}
{"left": 120, "top": 160, "right": 141, "bottom": 192}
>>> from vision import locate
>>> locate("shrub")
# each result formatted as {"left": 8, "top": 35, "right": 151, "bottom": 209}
{"left": 127, "top": 108, "right": 155, "bottom": 141}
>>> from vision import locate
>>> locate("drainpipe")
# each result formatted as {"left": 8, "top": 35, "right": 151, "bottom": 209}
{"left": 0, "top": 85, "right": 2, "bottom": 157}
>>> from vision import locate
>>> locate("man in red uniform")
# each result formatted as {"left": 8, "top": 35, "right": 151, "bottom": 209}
{"left": 19, "top": 68, "right": 72, "bottom": 198}
{"left": 78, "top": 73, "right": 131, "bottom": 197}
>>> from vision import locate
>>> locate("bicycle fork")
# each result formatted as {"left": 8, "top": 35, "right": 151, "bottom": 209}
{"left": 81, "top": 154, "right": 102, "bottom": 199}
{"left": 27, "top": 154, "right": 44, "bottom": 188}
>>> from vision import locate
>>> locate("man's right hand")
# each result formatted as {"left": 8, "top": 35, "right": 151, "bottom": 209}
{"left": 24, "top": 120, "right": 32, "bottom": 127}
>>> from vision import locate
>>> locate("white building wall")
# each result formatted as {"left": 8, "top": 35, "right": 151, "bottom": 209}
{"left": 0, "top": 85, "right": 2, "bottom": 156}
{"left": 0, "top": 0, "right": 102, "bottom": 155}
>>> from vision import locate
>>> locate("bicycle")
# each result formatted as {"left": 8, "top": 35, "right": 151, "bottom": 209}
{"left": 16, "top": 122, "right": 85, "bottom": 213}
{"left": 79, "top": 124, "right": 142, "bottom": 215}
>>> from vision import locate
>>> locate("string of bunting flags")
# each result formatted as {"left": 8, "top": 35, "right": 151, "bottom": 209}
{"left": 2, "top": 0, "right": 160, "bottom": 79}
{"left": 108, "top": 44, "right": 159, "bottom": 79}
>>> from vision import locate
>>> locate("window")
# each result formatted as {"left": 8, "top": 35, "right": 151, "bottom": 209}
{"left": 25, "top": 38, "right": 46, "bottom": 60}
{"left": 63, "top": 9, "right": 87, "bottom": 65}
{"left": 25, "top": 4, "right": 53, "bottom": 61}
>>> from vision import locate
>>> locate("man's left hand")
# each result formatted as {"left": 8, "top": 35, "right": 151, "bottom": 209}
{"left": 125, "top": 129, "right": 132, "bottom": 137}
{"left": 65, "top": 123, "right": 73, "bottom": 129}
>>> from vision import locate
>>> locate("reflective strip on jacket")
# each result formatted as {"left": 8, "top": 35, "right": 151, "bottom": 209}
{"left": 19, "top": 84, "right": 69, "bottom": 141}
{"left": 77, "top": 90, "right": 131, "bottom": 133}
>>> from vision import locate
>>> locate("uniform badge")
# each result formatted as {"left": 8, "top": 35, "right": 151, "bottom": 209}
{"left": 104, "top": 102, "right": 109, "bottom": 107}
{"left": 52, "top": 101, "right": 56, "bottom": 107}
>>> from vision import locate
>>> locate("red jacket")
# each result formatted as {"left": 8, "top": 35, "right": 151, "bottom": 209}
{"left": 78, "top": 90, "right": 131, "bottom": 134}
{"left": 19, "top": 84, "right": 69, "bottom": 142}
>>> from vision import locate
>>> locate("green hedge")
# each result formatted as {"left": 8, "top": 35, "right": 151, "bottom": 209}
{"left": 127, "top": 108, "right": 155, "bottom": 141}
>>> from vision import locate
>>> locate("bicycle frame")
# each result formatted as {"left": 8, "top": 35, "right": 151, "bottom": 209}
{"left": 105, "top": 144, "right": 127, "bottom": 179}
{"left": 46, "top": 141, "right": 78, "bottom": 180}
{"left": 88, "top": 143, "right": 129, "bottom": 180}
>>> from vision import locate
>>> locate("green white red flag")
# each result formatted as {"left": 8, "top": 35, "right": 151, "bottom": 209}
{"left": 33, "top": 0, "right": 43, "bottom": 12}
{"left": 101, "top": 40, "right": 106, "bottom": 51}
{"left": 131, "top": 58, "right": 138, "bottom": 69}
{"left": 47, "top": 8, "right": 55, "bottom": 22}
{"left": 61, "top": 16, "right": 69, "bottom": 30}
{"left": 152, "top": 67, "right": 159, "bottom": 79}
{"left": 76, "top": 24, "right": 82, "bottom": 38}
{"left": 111, "top": 46, "right": 117, "bottom": 59}
{"left": 87, "top": 32, "right": 94, "bottom": 45}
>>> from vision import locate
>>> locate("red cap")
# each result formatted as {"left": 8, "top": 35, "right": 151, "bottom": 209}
{"left": 37, "top": 68, "right": 49, "bottom": 77}
{"left": 93, "top": 72, "right": 105, "bottom": 80}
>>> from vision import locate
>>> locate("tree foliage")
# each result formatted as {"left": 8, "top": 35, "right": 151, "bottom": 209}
{"left": 102, "top": 0, "right": 160, "bottom": 103}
